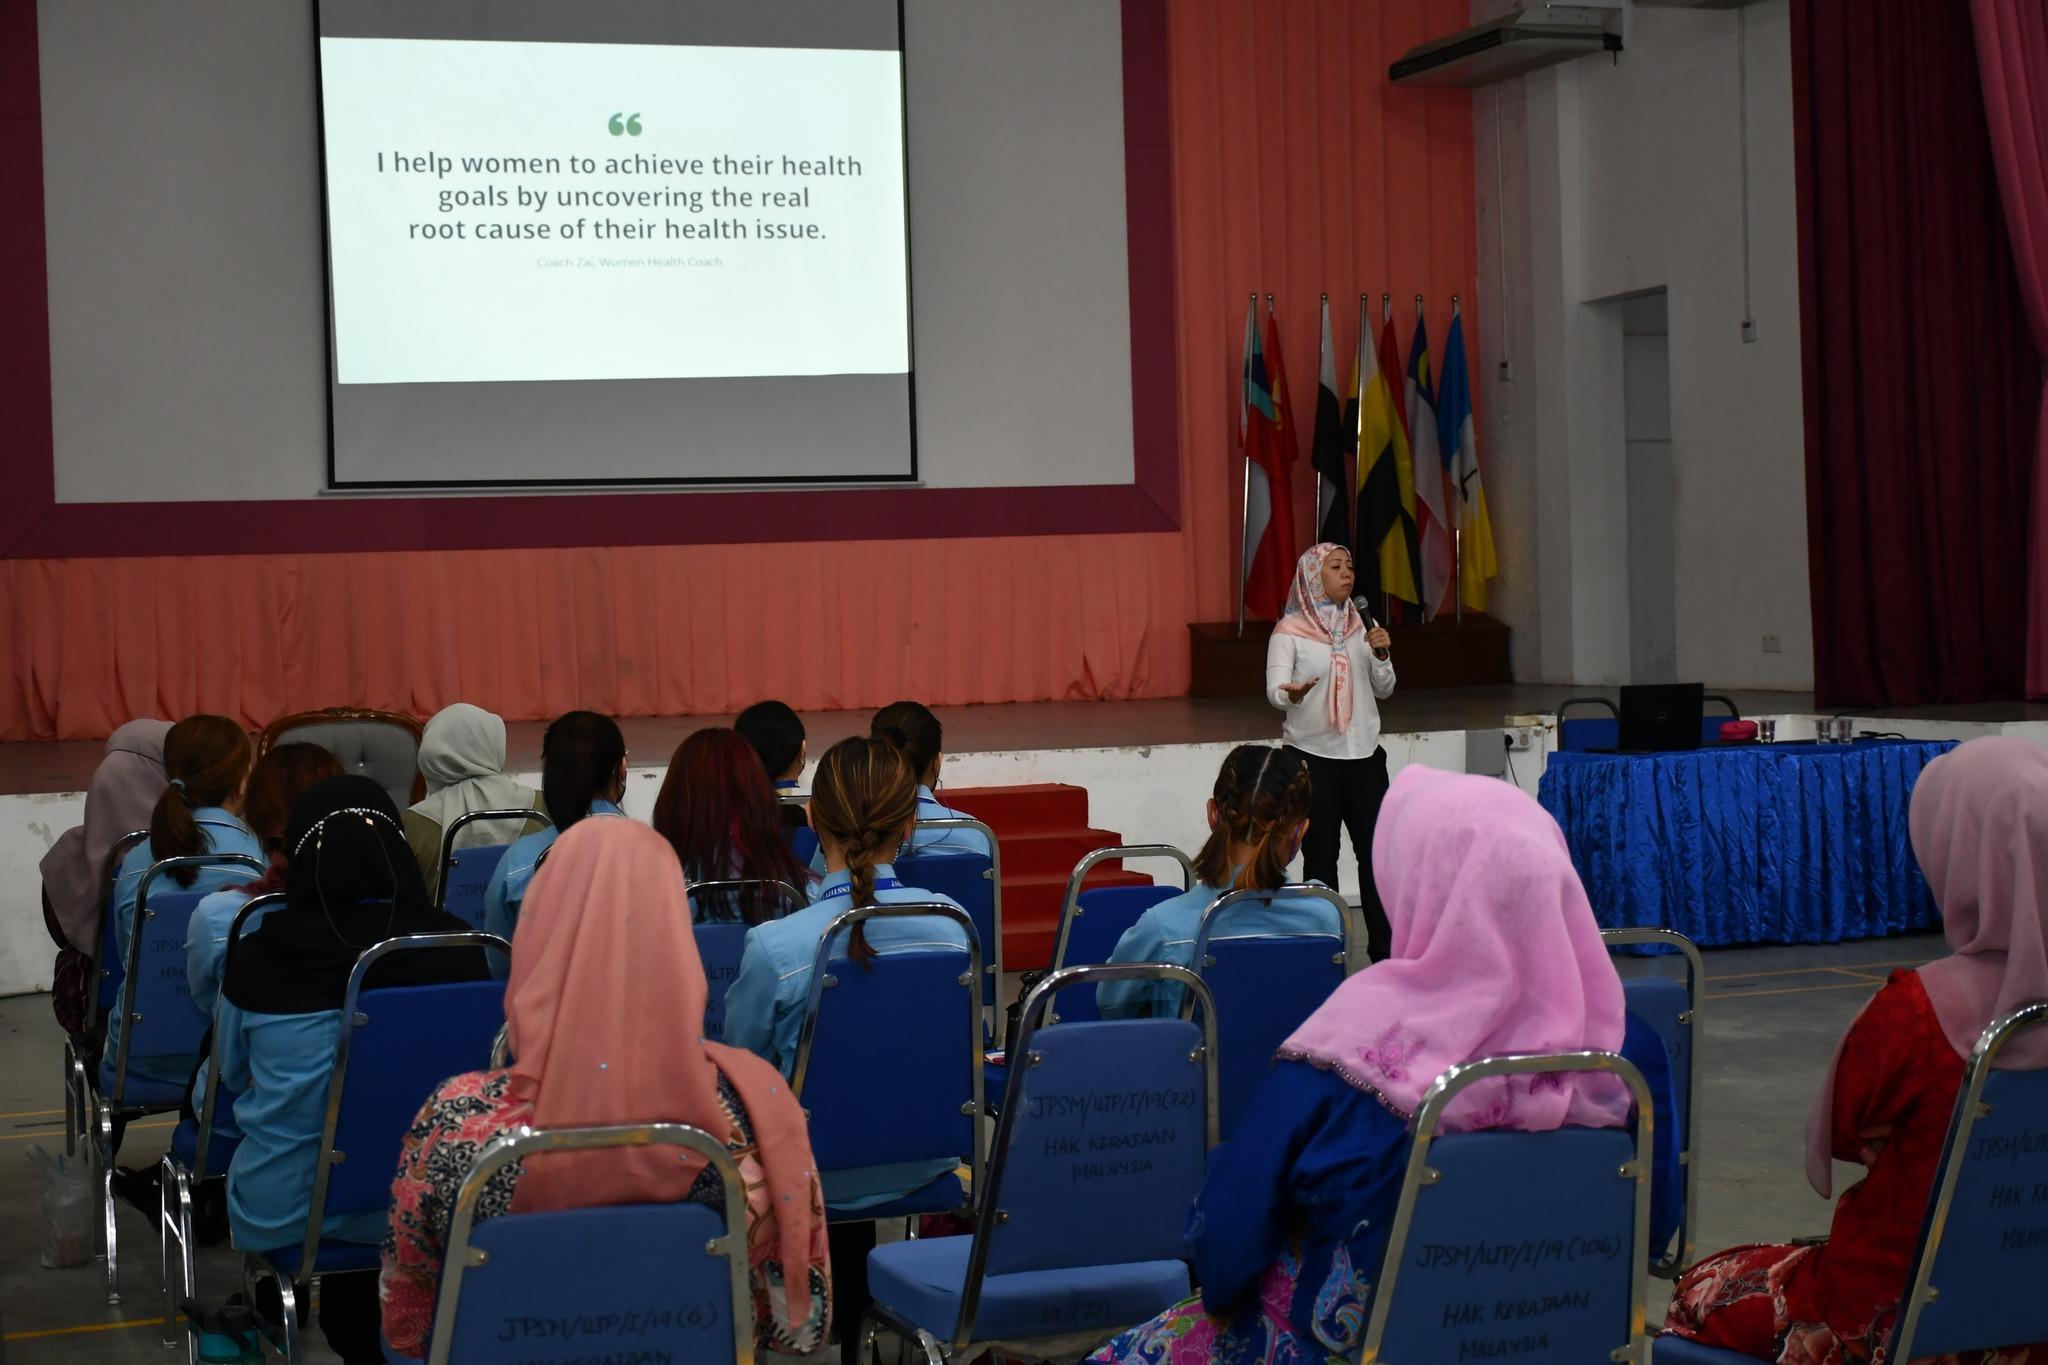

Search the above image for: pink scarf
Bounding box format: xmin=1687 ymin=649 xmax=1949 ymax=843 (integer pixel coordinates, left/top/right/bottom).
xmin=1278 ymin=765 xmax=1632 ymax=1132
xmin=1805 ymin=737 xmax=2048 ymax=1195
xmin=505 ymin=819 xmax=825 ymax=1324
xmin=1272 ymin=543 xmax=1366 ymax=733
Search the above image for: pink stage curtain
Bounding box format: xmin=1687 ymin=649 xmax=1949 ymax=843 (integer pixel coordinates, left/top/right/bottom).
xmin=0 ymin=0 xmax=1477 ymax=741
xmin=1970 ymin=0 xmax=2048 ymax=698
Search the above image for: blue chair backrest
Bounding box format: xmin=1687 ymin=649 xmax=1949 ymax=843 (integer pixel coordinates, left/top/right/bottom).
xmin=689 ymin=879 xmax=805 ymax=1044
xmin=1189 ymin=886 xmax=1352 ymax=1138
xmin=301 ymin=934 xmax=508 ymax=1269
xmin=111 ymin=854 xmax=265 ymax=1099
xmin=94 ymin=830 xmax=150 ymax=1018
xmin=1560 ymin=716 xmax=1619 ymax=751
xmin=982 ymin=967 xmax=1217 ymax=1276
xmin=1889 ymin=1003 xmax=2048 ymax=1361
xmin=440 ymin=843 xmax=511 ymax=931
xmin=1049 ymin=845 xmax=1196 ymax=1025
xmin=789 ymin=824 xmax=820 ymax=868
xmin=900 ymin=836 xmax=1000 ymax=1020
xmin=694 ymin=922 xmax=749 ymax=1044
xmin=793 ymin=905 xmax=981 ymax=1179
xmin=427 ymin=1125 xmax=750 ymax=1365
xmin=1603 ymin=926 xmax=1702 ymax=1276
xmin=1364 ymin=1052 xmax=1653 ymax=1364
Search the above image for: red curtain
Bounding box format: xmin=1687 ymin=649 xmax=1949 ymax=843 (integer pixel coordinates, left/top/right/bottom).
xmin=1969 ymin=0 xmax=2048 ymax=698
xmin=1791 ymin=1 xmax=2043 ymax=708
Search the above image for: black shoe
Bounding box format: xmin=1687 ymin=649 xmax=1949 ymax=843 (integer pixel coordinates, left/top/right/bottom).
xmin=109 ymin=1165 xmax=162 ymax=1227
xmin=194 ymin=1178 xmax=231 ymax=1247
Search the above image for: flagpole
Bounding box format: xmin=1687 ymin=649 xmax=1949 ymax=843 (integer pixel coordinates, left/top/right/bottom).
xmin=1452 ymin=294 xmax=1464 ymax=626
xmin=1415 ymin=293 xmax=1432 ymax=625
xmin=1315 ymin=292 xmax=1327 ymax=546
xmin=1239 ymin=292 xmax=1256 ymax=639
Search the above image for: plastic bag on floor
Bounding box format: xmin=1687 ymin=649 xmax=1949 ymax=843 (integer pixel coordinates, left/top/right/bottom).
xmin=26 ymin=1144 xmax=94 ymax=1268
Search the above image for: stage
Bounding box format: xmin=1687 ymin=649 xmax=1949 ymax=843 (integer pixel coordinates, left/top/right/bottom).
xmin=5 ymin=684 xmax=2047 ymax=995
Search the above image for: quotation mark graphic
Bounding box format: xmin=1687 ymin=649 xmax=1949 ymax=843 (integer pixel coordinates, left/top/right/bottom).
xmin=607 ymin=112 xmax=643 ymax=137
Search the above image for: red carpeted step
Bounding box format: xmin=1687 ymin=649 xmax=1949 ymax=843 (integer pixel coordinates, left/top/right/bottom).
xmin=939 ymin=784 xmax=1092 ymax=835
xmin=997 ymin=828 xmax=1132 ymax=880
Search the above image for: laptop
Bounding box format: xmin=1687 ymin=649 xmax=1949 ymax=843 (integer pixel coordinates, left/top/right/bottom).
xmin=1617 ymin=683 xmax=1705 ymax=753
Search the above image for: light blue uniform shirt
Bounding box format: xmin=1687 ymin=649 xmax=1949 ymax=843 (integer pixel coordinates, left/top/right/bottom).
xmin=722 ymin=865 xmax=970 ymax=1210
xmin=1096 ymin=882 xmax=1343 ymax=1020
xmin=107 ymin=811 xmax=264 ymax=1085
xmin=481 ymin=800 xmax=625 ymax=976
xmin=187 ymin=886 xmax=283 ymax=1143
xmin=217 ymin=999 xmax=384 ymax=1251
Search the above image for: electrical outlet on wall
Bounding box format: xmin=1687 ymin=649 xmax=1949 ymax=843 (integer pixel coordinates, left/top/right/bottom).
xmin=1762 ymin=634 xmax=1782 ymax=654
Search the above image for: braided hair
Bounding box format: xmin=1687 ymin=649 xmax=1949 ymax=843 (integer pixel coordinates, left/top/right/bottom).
xmin=1192 ymin=745 xmax=1313 ymax=891
xmin=808 ymin=736 xmax=919 ymax=965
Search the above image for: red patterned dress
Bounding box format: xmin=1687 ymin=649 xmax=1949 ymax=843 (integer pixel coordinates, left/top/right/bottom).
xmin=379 ymin=1067 xmax=830 ymax=1359
xmin=1663 ymin=971 xmax=2046 ymax=1364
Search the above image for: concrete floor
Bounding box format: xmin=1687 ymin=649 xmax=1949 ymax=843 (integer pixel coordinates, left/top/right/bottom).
xmin=0 ymin=931 xmax=1947 ymax=1362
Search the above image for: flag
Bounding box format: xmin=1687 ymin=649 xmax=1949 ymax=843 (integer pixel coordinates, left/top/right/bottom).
xmin=1239 ymin=297 xmax=1296 ymax=620
xmin=1310 ymin=298 xmax=1349 ymax=547
xmin=1377 ymin=307 xmax=1424 ymax=622
xmin=1405 ymin=306 xmax=1454 ymax=617
xmin=1437 ymin=308 xmax=1498 ymax=613
xmin=1350 ymin=297 xmax=1419 ymax=611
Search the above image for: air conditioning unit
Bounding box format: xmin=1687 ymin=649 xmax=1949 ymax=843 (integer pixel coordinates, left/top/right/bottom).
xmin=1389 ymin=5 xmax=1624 ymax=88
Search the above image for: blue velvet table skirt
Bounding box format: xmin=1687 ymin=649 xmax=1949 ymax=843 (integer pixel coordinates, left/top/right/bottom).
xmin=1537 ymin=739 xmax=1957 ymax=946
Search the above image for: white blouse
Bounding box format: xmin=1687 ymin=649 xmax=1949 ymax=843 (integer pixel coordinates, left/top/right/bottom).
xmin=1265 ymin=630 xmax=1398 ymax=760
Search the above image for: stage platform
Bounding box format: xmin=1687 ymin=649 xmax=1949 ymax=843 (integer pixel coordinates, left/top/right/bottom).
xmin=6 ymin=684 xmax=2047 ymax=996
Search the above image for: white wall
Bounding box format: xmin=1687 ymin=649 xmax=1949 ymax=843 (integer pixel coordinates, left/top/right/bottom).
xmin=37 ymin=0 xmax=1135 ymax=500
xmin=1475 ymin=0 xmax=1814 ymax=690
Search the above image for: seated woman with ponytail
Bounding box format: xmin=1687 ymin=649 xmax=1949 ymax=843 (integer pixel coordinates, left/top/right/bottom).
xmin=1097 ymin=744 xmax=1345 ymax=1020
xmin=722 ymin=734 xmax=973 ymax=1362
xmin=107 ymin=714 xmax=263 ymax=1087
xmin=481 ymin=710 xmax=628 ymax=957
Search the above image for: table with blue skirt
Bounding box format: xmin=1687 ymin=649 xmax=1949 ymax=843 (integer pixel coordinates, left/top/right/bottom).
xmin=1537 ymin=738 xmax=1956 ymax=946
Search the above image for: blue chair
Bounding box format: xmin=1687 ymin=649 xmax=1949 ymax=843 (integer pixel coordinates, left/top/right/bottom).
xmin=1362 ymin=1050 xmax=1655 ymax=1363
xmin=1559 ymin=696 xmax=1620 ymax=751
xmin=435 ymin=808 xmax=550 ymax=930
xmin=62 ymin=828 xmax=148 ymax=1163
xmin=688 ymin=877 xmax=806 ymax=1044
xmin=160 ymin=892 xmax=284 ymax=1360
xmin=244 ymin=932 xmax=509 ymax=1364
xmin=422 ymin=1124 xmax=753 ymax=1365
xmin=1604 ymin=927 xmax=1704 ymax=1278
xmin=1657 ymin=1001 xmax=2048 ymax=1365
xmin=1186 ymin=884 xmax=1354 ymax=1139
xmin=863 ymin=963 xmax=1220 ymax=1363
xmin=791 ymin=904 xmax=983 ymax=1222
xmin=902 ymin=816 xmax=1003 ymax=1044
xmin=1045 ymin=845 xmax=1194 ymax=1025
xmin=88 ymin=852 xmax=265 ymax=1303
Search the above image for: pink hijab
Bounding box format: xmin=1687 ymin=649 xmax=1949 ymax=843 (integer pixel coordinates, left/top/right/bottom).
xmin=1806 ymin=737 xmax=2048 ymax=1195
xmin=1278 ymin=765 xmax=1632 ymax=1132
xmin=1272 ymin=543 xmax=1366 ymax=733
xmin=41 ymin=719 xmax=173 ymax=955
xmin=504 ymin=818 xmax=825 ymax=1323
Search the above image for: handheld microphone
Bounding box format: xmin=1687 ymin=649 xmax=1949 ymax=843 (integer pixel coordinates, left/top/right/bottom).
xmin=1354 ymin=597 xmax=1391 ymax=661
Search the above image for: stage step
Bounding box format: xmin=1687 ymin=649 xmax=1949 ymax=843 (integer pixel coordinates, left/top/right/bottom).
xmin=931 ymin=784 xmax=1162 ymax=971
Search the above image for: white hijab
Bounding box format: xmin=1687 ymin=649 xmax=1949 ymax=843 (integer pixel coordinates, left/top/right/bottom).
xmin=408 ymin=704 xmax=540 ymax=843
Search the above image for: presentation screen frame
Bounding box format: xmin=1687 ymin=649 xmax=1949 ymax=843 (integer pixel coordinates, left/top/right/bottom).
xmin=311 ymin=0 xmax=920 ymax=491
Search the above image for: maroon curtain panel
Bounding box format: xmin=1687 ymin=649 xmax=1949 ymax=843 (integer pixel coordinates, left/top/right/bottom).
xmin=1791 ymin=1 xmax=2043 ymax=708
xmin=1970 ymin=0 xmax=2048 ymax=698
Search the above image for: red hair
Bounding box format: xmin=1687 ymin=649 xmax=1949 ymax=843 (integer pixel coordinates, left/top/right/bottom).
xmin=652 ymin=727 xmax=811 ymax=923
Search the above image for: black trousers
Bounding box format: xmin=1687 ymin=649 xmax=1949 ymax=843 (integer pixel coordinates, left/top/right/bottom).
xmin=1291 ymin=746 xmax=1392 ymax=962
xmin=828 ymin=1220 xmax=876 ymax=1365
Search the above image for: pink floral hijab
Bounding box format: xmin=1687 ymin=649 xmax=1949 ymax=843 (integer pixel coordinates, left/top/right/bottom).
xmin=1278 ymin=765 xmax=1633 ymax=1133
xmin=1272 ymin=543 xmax=1366 ymax=732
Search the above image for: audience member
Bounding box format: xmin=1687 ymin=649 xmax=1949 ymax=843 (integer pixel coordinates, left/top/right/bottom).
xmin=217 ymin=776 xmax=484 ymax=1365
xmin=1096 ymin=744 xmax=1342 ymax=1019
xmin=1664 ymin=736 xmax=2048 ymax=1362
xmin=738 ymin=698 xmax=817 ymax=863
xmin=40 ymin=718 xmax=172 ymax=1044
xmin=380 ymin=819 xmax=831 ymax=1359
xmin=1089 ymin=767 xmax=1678 ymax=1363
xmin=652 ymin=726 xmax=813 ymax=924
xmin=402 ymin=703 xmax=545 ymax=899
xmin=722 ymin=734 xmax=973 ymax=1362
xmin=480 ymin=710 xmax=627 ymax=957
xmin=870 ymin=700 xmax=991 ymax=859
xmin=107 ymin=715 xmax=261 ymax=1089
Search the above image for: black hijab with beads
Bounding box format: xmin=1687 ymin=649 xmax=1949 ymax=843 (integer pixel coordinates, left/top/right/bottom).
xmin=223 ymin=775 xmax=483 ymax=1014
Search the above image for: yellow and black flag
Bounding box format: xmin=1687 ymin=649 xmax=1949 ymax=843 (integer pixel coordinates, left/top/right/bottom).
xmin=1349 ymin=296 xmax=1420 ymax=611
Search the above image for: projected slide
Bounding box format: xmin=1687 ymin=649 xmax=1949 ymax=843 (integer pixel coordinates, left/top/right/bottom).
xmin=316 ymin=3 xmax=914 ymax=488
